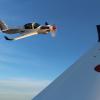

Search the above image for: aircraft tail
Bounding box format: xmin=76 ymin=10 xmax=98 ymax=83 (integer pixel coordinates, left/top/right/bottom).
xmin=0 ymin=20 xmax=8 ymax=31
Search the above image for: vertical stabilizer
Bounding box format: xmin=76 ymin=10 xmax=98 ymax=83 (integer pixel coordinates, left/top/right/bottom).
xmin=0 ymin=20 xmax=8 ymax=30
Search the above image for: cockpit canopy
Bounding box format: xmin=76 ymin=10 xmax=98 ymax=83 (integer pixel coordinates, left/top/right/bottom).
xmin=24 ymin=23 xmax=40 ymax=29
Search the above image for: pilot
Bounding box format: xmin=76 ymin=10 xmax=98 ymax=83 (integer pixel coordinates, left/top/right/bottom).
xmin=24 ymin=22 xmax=40 ymax=29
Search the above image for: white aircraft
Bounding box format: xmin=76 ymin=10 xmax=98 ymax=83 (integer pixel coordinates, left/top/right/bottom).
xmin=0 ymin=20 xmax=56 ymax=41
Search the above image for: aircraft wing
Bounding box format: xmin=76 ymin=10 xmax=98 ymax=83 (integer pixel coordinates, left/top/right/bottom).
xmin=4 ymin=32 xmax=38 ymax=41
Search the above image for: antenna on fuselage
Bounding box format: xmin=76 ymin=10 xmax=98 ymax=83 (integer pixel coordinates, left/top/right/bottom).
xmin=45 ymin=22 xmax=49 ymax=25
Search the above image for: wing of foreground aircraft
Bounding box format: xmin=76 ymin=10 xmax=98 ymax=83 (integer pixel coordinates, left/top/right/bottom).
xmin=32 ymin=25 xmax=100 ymax=100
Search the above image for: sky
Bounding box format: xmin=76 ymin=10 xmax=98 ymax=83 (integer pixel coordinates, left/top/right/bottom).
xmin=0 ymin=0 xmax=100 ymax=100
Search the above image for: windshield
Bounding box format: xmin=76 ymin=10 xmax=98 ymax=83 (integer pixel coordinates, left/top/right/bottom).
xmin=34 ymin=23 xmax=40 ymax=29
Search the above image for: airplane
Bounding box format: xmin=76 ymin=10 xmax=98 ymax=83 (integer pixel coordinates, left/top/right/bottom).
xmin=0 ymin=20 xmax=56 ymax=41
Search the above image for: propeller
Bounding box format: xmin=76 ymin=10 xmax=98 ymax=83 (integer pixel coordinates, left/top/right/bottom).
xmin=50 ymin=25 xmax=56 ymax=37
xmin=45 ymin=22 xmax=56 ymax=37
xmin=51 ymin=32 xmax=56 ymax=37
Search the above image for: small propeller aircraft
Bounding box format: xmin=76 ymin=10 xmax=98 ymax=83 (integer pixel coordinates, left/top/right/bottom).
xmin=0 ymin=20 xmax=56 ymax=41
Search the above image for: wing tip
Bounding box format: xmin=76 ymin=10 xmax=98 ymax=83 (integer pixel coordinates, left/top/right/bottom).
xmin=4 ymin=36 xmax=14 ymax=41
xmin=96 ymin=25 xmax=100 ymax=42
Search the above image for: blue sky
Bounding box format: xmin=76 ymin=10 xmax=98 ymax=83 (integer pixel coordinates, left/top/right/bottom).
xmin=0 ymin=0 xmax=100 ymax=99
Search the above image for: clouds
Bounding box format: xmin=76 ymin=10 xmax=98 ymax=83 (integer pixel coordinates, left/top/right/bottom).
xmin=0 ymin=78 xmax=51 ymax=100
